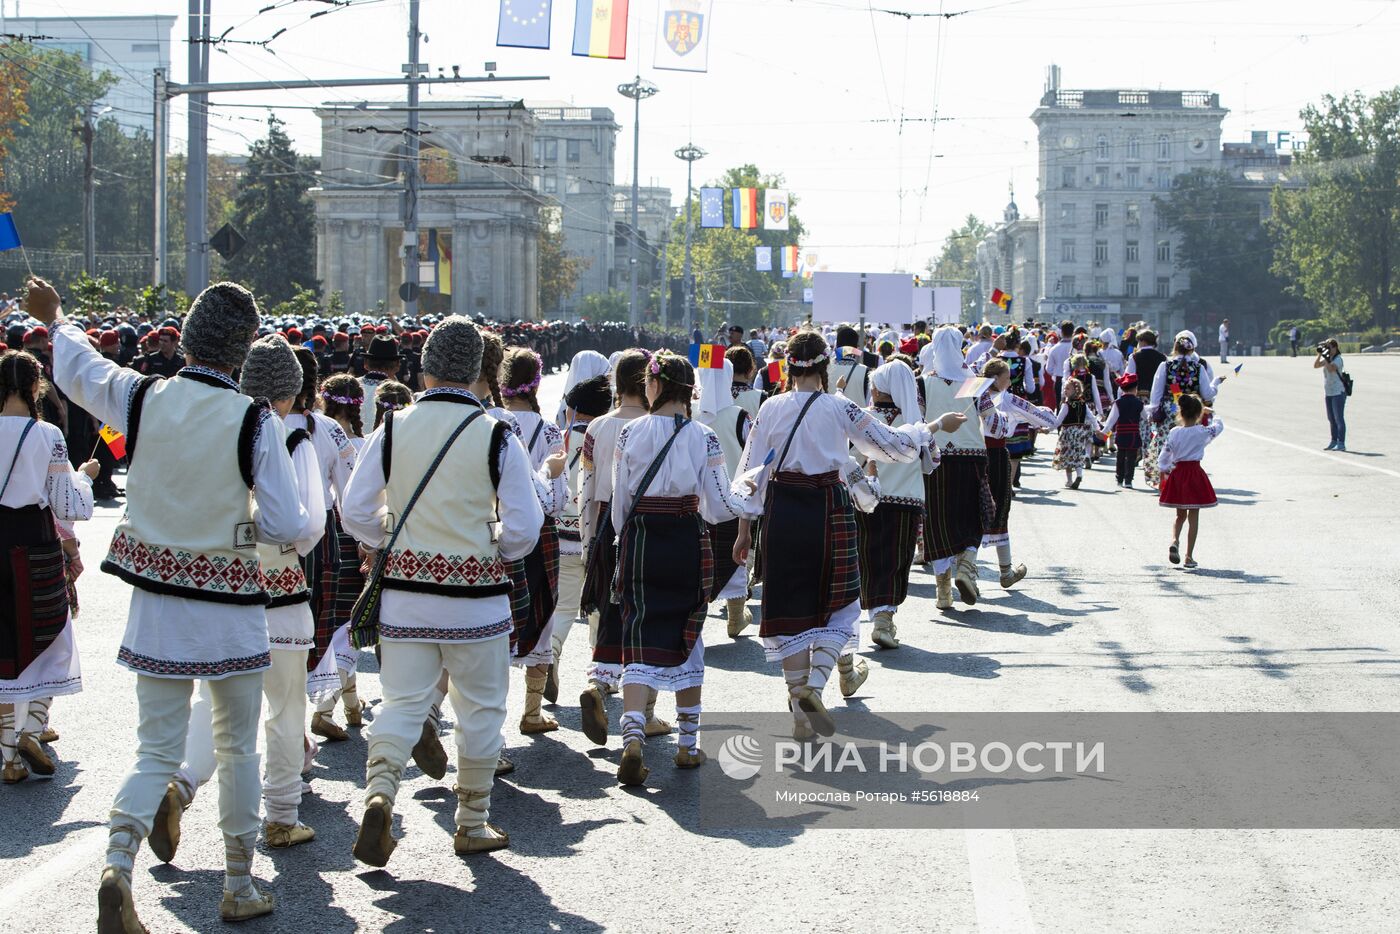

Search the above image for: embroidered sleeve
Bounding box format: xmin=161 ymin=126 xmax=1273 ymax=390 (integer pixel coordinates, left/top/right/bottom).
xmin=698 ymin=425 xmax=748 ymax=524
xmin=581 ymin=431 xmax=596 ymax=472
xmin=543 ymin=423 xmax=565 ymax=455
xmin=705 ymin=430 xmax=726 ymax=470
xmin=842 ymin=397 xmax=924 ymax=465
xmin=46 ymin=438 xmax=94 ymax=522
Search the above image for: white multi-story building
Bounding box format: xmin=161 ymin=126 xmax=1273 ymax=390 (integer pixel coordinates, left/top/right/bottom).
xmin=5 ymin=14 xmax=175 ymax=139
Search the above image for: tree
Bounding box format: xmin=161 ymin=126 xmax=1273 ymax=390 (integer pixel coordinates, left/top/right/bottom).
xmin=224 ymin=116 xmax=319 ymax=305
xmin=926 ymin=215 xmax=991 ymax=321
xmin=578 ymin=290 xmax=628 ymax=324
xmin=537 ymin=206 xmax=589 ymax=317
xmin=0 ymin=44 xmax=30 ymax=212
xmin=1270 ymin=88 xmax=1400 ymax=330
xmin=71 ymin=272 xmax=114 ymax=319
xmin=1154 ymin=169 xmax=1297 ymax=341
xmin=665 ymin=164 xmax=806 ymax=332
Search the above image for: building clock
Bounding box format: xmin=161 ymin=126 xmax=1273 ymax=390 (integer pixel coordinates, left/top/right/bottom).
xmin=1060 ymin=134 xmax=1080 ymax=150
xmin=1189 ymin=137 xmax=1207 ymax=153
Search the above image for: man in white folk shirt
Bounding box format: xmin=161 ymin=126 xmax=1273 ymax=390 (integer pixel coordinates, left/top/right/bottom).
xmin=1218 ymin=318 xmax=1231 ymax=364
xmin=340 ymin=315 xmax=543 ymax=863
xmin=27 ymin=278 xmax=307 ymax=930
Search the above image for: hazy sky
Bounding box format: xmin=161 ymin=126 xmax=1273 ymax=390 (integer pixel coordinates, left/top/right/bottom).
xmin=17 ymin=0 xmax=1400 ymax=274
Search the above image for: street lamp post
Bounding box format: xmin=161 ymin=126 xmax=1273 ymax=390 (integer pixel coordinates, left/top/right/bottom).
xmin=674 ymin=142 xmax=706 ymax=337
xmin=618 ymin=76 xmax=659 ymax=328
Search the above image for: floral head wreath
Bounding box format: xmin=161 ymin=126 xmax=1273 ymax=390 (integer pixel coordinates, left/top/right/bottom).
xmin=786 ymin=348 xmax=829 ymax=370
xmin=321 ymin=390 xmax=362 ymax=405
xmin=500 ymin=350 xmax=544 ymax=397
xmin=648 ymin=349 xmax=694 ymax=387
xmin=377 ymin=400 xmax=406 ymax=412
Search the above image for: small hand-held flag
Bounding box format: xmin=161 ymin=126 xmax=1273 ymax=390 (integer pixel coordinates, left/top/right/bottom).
xmin=0 ymin=213 xmax=34 ymax=277
xmin=766 ymin=359 xmax=787 ymax=384
xmin=97 ymin=423 xmax=127 ymax=460
xmin=1234 ymin=363 xmax=1243 ymax=375
xmin=687 ymin=343 xmax=726 ymax=369
xmin=954 ymin=376 xmax=993 ymax=399
xmin=990 ymin=288 xmax=1011 ymax=310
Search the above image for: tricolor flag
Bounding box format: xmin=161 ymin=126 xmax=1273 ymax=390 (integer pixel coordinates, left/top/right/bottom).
xmin=990 ymin=288 xmax=1011 ymax=310
xmin=764 ymin=189 xmax=789 ymax=231
xmin=755 ymin=246 xmax=772 ymax=271
xmin=98 ymin=423 xmax=127 ymax=459
xmin=766 ymin=359 xmax=787 ymax=384
xmin=733 ymin=187 xmax=759 ymax=229
xmin=427 ymin=229 xmax=452 ymax=295
xmin=497 ymin=0 xmax=553 ymax=49
xmin=954 ymin=376 xmax=994 ymax=399
xmin=699 ymin=187 xmax=724 ymax=228
xmin=779 ymin=245 xmax=799 ymax=278
xmin=688 ymin=343 xmax=726 ymax=369
xmin=572 ymin=0 xmax=629 ymax=59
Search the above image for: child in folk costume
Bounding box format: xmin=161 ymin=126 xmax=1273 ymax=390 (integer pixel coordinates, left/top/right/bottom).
xmin=854 ymin=360 xmax=932 ymax=651
xmin=1052 ymin=377 xmax=1102 ymax=489
xmin=374 ymin=380 xmax=414 ymax=428
xmin=1157 ymin=393 xmax=1223 ymax=569
xmin=341 ymin=317 xmax=542 ymax=863
xmin=725 ymin=345 xmax=764 ymax=420
xmin=1 ymin=350 xmax=95 ymax=785
xmin=544 ymin=373 xmax=614 ymax=704
xmin=553 ymin=348 xmax=609 ymax=430
xmin=499 ymin=348 xmax=569 ymax=735
xmin=734 ymin=331 xmax=952 ymax=740
xmin=1143 ymin=331 xmax=1219 ymax=489
xmin=610 ymin=352 xmax=752 ymax=785
xmin=1084 ymin=341 xmax=1113 ymax=461
xmin=1102 ymin=373 xmax=1145 ymax=488
xmin=696 ymin=358 xmax=754 ymax=638
xmin=1002 ymin=337 xmax=1040 ymax=487
xmin=578 ymin=351 xmax=672 ymax=746
xmin=978 ymin=358 xmax=1059 ymax=592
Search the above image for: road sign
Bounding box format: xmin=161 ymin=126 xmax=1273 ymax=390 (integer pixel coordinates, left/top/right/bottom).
xmin=398 ymin=281 xmax=420 ymax=303
xmin=209 ymin=223 xmax=246 ymax=261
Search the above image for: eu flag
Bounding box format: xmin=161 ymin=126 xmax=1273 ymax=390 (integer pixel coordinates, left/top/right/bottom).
xmin=498 ymin=0 xmax=553 ymax=49
xmin=0 ymin=213 xmax=21 ymax=252
xmin=699 ymin=187 xmax=724 ymax=228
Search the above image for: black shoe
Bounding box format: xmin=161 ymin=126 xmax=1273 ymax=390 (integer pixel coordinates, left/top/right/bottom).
xmin=1070 ymin=476 xmax=1081 ymax=490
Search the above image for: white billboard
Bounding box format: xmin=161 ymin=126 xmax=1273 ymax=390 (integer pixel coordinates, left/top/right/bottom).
xmin=933 ymin=287 xmax=962 ymax=324
xmin=811 ymin=272 xmax=914 ymax=325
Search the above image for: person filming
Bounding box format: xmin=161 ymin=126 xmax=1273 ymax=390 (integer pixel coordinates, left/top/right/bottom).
xmin=1314 ymin=339 xmax=1348 ymax=451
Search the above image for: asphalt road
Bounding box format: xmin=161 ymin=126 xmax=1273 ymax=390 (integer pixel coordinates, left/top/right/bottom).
xmin=2 ymin=354 xmax=1397 ymax=933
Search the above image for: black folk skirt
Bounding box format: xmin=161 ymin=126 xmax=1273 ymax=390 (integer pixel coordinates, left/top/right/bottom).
xmin=617 ymin=496 xmax=712 ymax=668
xmin=304 ymin=509 xmax=340 ymax=672
xmin=922 ymin=454 xmax=995 ymax=561
xmin=584 ymin=503 xmax=627 ymax=667
xmin=507 ymin=517 xmax=560 ymax=660
xmin=856 ymin=502 xmax=922 ymax=610
xmin=759 ymin=471 xmax=860 ymax=639
xmin=984 ymin=441 xmax=1013 ymax=541
xmin=707 ymin=517 xmax=742 ymax=598
xmin=0 ymin=505 xmax=68 ymax=680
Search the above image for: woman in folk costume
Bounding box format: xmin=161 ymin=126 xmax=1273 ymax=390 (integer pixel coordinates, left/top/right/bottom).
xmin=997 ymin=333 xmax=1039 ymax=488
xmin=341 ymin=316 xmax=543 ymax=863
xmin=734 ymin=331 xmax=956 ymax=739
xmin=696 ymin=357 xmax=754 ymax=639
xmin=1142 ymin=330 xmax=1219 ymax=489
xmin=977 ymin=358 xmax=1059 ymax=596
xmin=578 ymin=351 xmax=672 ymax=746
xmin=918 ymin=327 xmax=1000 ymax=610
xmin=305 ymin=374 xmax=369 ymax=740
xmin=610 ymin=351 xmax=752 ymax=785
xmin=286 ymin=348 xmax=359 ymax=745
xmin=853 ymin=359 xmax=932 ymax=651
xmin=1 ymin=349 xmax=95 ymax=785
xmin=544 ymin=373 xmax=614 ymax=704
xmin=554 ymin=348 xmax=610 ymax=430
xmin=40 ymin=279 xmax=306 ymax=928
xmin=499 ymin=347 xmax=569 ymax=735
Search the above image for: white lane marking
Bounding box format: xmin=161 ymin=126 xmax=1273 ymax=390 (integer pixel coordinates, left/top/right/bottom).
xmin=0 ymin=826 xmax=105 ymax=905
xmin=966 ymin=828 xmax=1037 ymax=933
xmin=1225 ymin=424 xmax=1400 ymax=479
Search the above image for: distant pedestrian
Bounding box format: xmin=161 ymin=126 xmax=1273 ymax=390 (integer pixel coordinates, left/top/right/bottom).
xmin=1289 ymin=326 xmax=1301 ymax=358
xmin=1157 ymin=393 xmax=1223 ymax=570
xmin=1218 ymin=318 xmax=1230 ymax=364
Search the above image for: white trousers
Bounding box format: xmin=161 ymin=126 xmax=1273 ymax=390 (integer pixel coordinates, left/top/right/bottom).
xmin=261 ymin=649 xmax=307 ymax=825
xmin=366 ymin=635 xmax=509 ymax=803
xmin=110 ymin=673 xmax=262 ymax=841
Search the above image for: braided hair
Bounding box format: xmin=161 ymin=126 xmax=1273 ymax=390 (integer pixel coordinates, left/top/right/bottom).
xmin=479 ymin=331 xmax=505 ymax=408
xmin=613 ymin=349 xmax=649 ymax=403
xmin=321 ymin=372 xmax=364 ymax=439
xmin=646 ymin=351 xmax=695 ymax=416
xmin=0 ymin=350 xmax=43 ymax=420
xmin=373 ymin=380 xmax=413 ymax=430
xmin=785 ymin=330 xmax=830 ymax=393
xmin=291 ymin=346 xmax=320 ymax=415
xmin=500 ymin=346 xmax=543 ymax=413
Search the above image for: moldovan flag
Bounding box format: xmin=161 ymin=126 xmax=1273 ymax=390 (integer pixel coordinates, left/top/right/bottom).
xmin=755 ymin=246 xmax=772 ymax=271
xmin=654 ymin=0 xmax=712 ymax=73
xmin=990 ymin=288 xmax=1011 ymax=310
xmin=98 ymin=423 xmax=127 ymax=459
xmin=688 ymin=343 xmax=726 ymax=369
xmin=733 ymin=187 xmax=758 ymax=229
xmin=766 ymin=359 xmax=787 ymax=384
xmin=573 ymin=0 xmax=629 ymax=59
xmin=764 ymin=189 xmax=789 ymax=231
xmin=427 ymin=229 xmax=452 ymax=295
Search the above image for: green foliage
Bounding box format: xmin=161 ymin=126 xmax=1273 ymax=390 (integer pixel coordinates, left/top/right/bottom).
xmin=70 ymin=272 xmax=114 ymax=319
xmin=538 ymin=207 xmax=589 ymax=317
xmin=578 ymin=290 xmax=629 ymax=324
xmin=135 ymin=283 xmax=170 ymax=321
xmin=327 ymin=291 xmax=345 ymax=317
xmin=926 ymin=215 xmax=992 ymax=321
xmin=268 ymin=284 xmax=321 ymax=321
xmin=1270 ymin=88 xmax=1400 ymax=330
xmin=223 ymin=116 xmax=319 ymax=305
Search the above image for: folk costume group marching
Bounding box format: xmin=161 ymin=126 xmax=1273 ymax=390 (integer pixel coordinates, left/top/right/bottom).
xmin=0 ymin=276 xmax=1233 ymax=932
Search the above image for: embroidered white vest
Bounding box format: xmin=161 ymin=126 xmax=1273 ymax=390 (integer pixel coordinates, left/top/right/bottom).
xmin=701 ymin=405 xmax=746 ymax=478
xmin=923 ymin=375 xmax=987 ymax=455
xmin=829 ymin=359 xmax=869 ymax=407
xmin=868 ymin=406 xmax=926 ymax=506
xmin=382 ymin=397 xmax=511 ymax=596
xmin=734 ymin=387 xmax=763 ymax=421
xmin=103 ymin=371 xmax=267 ymax=604
xmin=259 ymin=431 xmax=311 ymax=608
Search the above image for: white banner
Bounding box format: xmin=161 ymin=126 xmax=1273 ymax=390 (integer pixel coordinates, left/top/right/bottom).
xmin=654 ymin=0 xmax=712 ymax=73
xmin=933 ymin=287 xmax=962 ymax=325
xmin=811 ymin=272 xmax=913 ymax=325
xmin=764 ymin=189 xmax=789 ymax=231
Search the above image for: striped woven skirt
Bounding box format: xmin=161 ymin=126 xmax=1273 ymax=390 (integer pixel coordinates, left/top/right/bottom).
xmin=707 ymin=517 xmax=743 ymax=599
xmin=759 ymin=471 xmax=860 ymax=647
xmin=585 ymin=504 xmax=628 ymax=668
xmin=0 ymin=505 xmax=72 ymax=685
xmin=922 ymin=454 xmax=994 ymax=561
xmin=856 ymin=501 xmax=922 ymax=610
xmin=617 ymin=495 xmax=712 ymax=670
xmin=507 ymin=517 xmax=560 ymax=662
xmin=983 ymin=441 xmax=1012 ymax=547
xmin=303 ymin=509 xmax=340 ymax=672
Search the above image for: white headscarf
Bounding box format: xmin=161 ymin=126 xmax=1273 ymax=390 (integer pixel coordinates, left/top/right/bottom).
xmin=556 ymin=349 xmax=611 ymax=427
xmin=1173 ymin=330 xmax=1198 ymax=357
xmin=698 ymin=358 xmax=734 ymax=418
xmin=925 ymin=326 xmax=971 ymax=382
xmin=871 ymin=360 xmax=920 ymax=427
xmin=1099 ymin=327 xmax=1116 ymax=345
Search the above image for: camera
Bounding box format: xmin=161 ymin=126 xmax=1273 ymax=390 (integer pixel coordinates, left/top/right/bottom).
xmin=1316 ymin=343 xmax=1333 ymax=358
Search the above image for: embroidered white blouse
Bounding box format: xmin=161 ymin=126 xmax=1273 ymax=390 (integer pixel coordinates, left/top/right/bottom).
xmin=1157 ymin=418 xmax=1225 ymax=474
xmin=608 ymin=415 xmax=749 ymax=535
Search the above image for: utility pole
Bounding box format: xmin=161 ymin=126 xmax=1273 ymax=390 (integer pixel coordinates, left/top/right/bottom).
xmin=401 ymin=0 xmax=423 ymax=320
xmin=185 ymin=0 xmax=210 ymax=297
xmin=617 ymin=77 xmax=658 ymax=327
xmin=152 ymin=69 xmax=166 ymax=287
xmin=80 ymin=105 xmax=95 ymax=277
xmin=659 ymin=233 xmax=669 ymax=328
xmin=674 ymin=142 xmax=705 ymax=337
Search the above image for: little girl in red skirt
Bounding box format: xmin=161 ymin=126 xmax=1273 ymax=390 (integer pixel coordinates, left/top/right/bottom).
xmin=1156 ymin=393 xmax=1224 ymax=569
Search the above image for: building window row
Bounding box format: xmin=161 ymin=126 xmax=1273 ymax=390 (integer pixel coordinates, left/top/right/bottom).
xmin=1081 ymin=133 xmax=1175 ymax=163
xmin=1059 ymin=275 xmax=1170 ymax=300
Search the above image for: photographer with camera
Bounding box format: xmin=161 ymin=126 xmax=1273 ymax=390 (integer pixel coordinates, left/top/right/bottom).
xmin=1313 ymin=339 xmax=1349 ymax=451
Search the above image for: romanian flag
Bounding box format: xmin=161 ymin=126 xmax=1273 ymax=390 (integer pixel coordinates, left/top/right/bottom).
xmin=990 ymin=288 xmax=1011 ymax=310
xmin=98 ymin=423 xmax=127 ymax=459
xmin=780 ymin=245 xmax=799 ymax=276
xmin=733 ymin=188 xmax=758 ymax=229
xmin=572 ymin=0 xmax=629 ymax=59
xmin=766 ymin=359 xmax=787 ymax=384
xmin=688 ymin=343 xmax=726 ymax=369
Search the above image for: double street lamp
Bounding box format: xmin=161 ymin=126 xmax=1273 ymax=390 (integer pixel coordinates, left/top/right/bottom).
xmin=674 ymin=142 xmax=706 ymax=337
xmin=618 ymin=77 xmax=659 ymax=328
